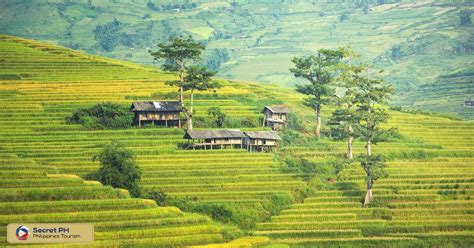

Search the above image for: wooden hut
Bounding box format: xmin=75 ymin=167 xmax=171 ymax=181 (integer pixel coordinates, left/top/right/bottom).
xmin=244 ymin=131 xmax=281 ymax=152
xmin=262 ymin=105 xmax=290 ymax=130
xmin=130 ymin=101 xmax=183 ymax=128
xmin=184 ymin=129 xmax=246 ymax=149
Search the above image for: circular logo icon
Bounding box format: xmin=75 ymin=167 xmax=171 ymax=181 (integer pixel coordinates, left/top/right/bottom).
xmin=16 ymin=226 xmax=29 ymax=240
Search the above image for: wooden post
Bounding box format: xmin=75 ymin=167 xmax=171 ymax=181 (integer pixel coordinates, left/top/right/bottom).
xmin=165 ymin=119 xmax=168 ymax=128
xmin=262 ymin=114 xmax=266 ymax=127
xmin=139 ymin=119 xmax=141 ymax=128
xmin=178 ymin=119 xmax=181 ymax=128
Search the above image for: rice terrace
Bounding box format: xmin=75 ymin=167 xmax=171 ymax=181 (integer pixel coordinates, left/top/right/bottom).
xmin=0 ymin=1 xmax=473 ymax=247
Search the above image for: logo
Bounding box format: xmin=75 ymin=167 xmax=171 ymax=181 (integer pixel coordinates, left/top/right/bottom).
xmin=15 ymin=226 xmax=29 ymax=240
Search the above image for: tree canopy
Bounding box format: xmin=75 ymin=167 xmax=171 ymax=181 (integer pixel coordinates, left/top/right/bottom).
xmin=150 ymin=35 xmax=204 ymax=73
xmin=290 ymin=48 xmax=345 ymax=137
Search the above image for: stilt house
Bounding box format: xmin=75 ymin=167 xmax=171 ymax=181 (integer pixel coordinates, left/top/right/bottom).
xmin=262 ymin=105 xmax=290 ymax=130
xmin=130 ymin=101 xmax=183 ymax=127
xmin=244 ymin=131 xmax=281 ymax=152
xmin=184 ymin=129 xmax=246 ymax=149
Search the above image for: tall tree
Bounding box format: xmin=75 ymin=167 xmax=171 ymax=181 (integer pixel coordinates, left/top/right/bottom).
xmin=150 ymin=36 xmax=205 ymax=129
xmin=354 ymin=67 xmax=394 ymax=206
xmin=329 ymin=50 xmax=362 ymax=160
xmin=93 ymin=141 xmax=141 ymax=197
xmin=181 ymin=65 xmax=219 ymax=130
xmin=290 ymin=48 xmax=345 ymax=137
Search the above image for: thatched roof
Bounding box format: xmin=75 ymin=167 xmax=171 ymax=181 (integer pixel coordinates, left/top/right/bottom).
xmin=244 ymin=131 xmax=281 ymax=140
xmin=184 ymin=129 xmax=246 ymax=139
xmin=130 ymin=101 xmax=182 ymax=112
xmin=263 ymin=105 xmax=290 ymax=114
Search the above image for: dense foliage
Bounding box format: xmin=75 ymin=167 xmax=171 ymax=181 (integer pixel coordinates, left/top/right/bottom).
xmin=290 ymin=48 xmax=345 ymax=137
xmin=207 ymin=107 xmax=227 ymax=128
xmin=93 ymin=141 xmax=141 ymax=197
xmin=93 ymin=19 xmax=121 ymax=51
xmin=66 ymin=103 xmax=132 ymax=129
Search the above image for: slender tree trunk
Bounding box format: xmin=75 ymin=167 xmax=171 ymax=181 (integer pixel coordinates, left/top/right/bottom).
xmin=347 ymin=124 xmax=353 ymax=160
xmin=179 ymin=65 xmax=190 ymax=129
xmin=188 ymin=89 xmax=194 ymax=131
xmin=363 ymin=177 xmax=373 ymax=206
xmin=347 ymin=103 xmax=354 ymax=160
xmin=316 ymin=106 xmax=321 ymax=138
xmin=179 ymin=70 xmax=185 ymax=107
xmin=367 ymin=103 xmax=372 ymax=157
xmin=367 ymin=139 xmax=372 ymax=157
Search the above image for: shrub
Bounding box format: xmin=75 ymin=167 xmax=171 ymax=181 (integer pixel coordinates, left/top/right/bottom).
xmin=144 ymin=188 xmax=168 ymax=206
xmin=240 ymin=116 xmax=259 ymax=128
xmin=208 ymin=107 xmax=227 ymax=128
xmin=66 ymin=103 xmax=132 ymax=129
xmin=263 ymin=193 xmax=294 ymax=216
xmin=93 ymin=141 xmax=141 ymax=197
xmin=195 ymin=203 xmax=234 ymax=224
xmin=281 ymin=129 xmax=301 ymax=146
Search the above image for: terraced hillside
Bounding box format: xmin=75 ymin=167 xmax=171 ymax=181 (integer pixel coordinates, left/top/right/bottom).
xmin=257 ymin=113 xmax=474 ymax=246
xmin=2 ymin=1 xmax=473 ymax=118
xmin=0 ymin=34 xmax=307 ymax=246
xmin=0 ymin=155 xmax=231 ymax=247
xmin=394 ymin=67 xmax=474 ymax=119
xmin=1 ymin=34 xmax=473 ymax=247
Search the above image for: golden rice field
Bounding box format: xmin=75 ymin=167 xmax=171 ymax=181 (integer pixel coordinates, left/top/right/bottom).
xmin=0 ymin=34 xmax=473 ymax=247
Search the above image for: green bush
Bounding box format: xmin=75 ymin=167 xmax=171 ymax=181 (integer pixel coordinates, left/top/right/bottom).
xmin=263 ymin=193 xmax=294 ymax=216
xmin=144 ymin=188 xmax=168 ymax=206
xmin=194 ymin=203 xmax=234 ymax=224
xmin=281 ymin=129 xmax=301 ymax=146
xmin=66 ymin=103 xmax=132 ymax=129
xmin=93 ymin=141 xmax=141 ymax=197
xmin=208 ymin=107 xmax=227 ymax=128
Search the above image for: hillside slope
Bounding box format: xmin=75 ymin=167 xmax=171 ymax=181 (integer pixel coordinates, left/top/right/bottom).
xmin=0 ymin=35 xmax=473 ymax=247
xmin=0 ymin=34 xmax=275 ymax=247
xmin=1 ymin=0 xmax=473 ymax=118
xmin=0 ymin=34 xmax=310 ymax=231
xmin=257 ymin=112 xmax=474 ymax=247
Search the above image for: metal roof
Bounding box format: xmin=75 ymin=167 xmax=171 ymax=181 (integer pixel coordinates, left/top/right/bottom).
xmin=263 ymin=105 xmax=290 ymax=114
xmin=130 ymin=101 xmax=182 ymax=112
xmin=184 ymin=129 xmax=246 ymax=139
xmin=244 ymin=131 xmax=281 ymax=140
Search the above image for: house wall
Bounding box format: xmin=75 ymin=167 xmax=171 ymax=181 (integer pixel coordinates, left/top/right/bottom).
xmin=264 ymin=110 xmax=273 ymax=120
xmin=264 ymin=109 xmax=287 ymax=121
xmin=246 ymin=138 xmax=277 ymax=146
xmin=207 ymin=138 xmax=242 ymax=145
xmin=265 ymin=140 xmax=276 ymax=146
xmin=137 ymin=111 xmax=180 ymax=121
